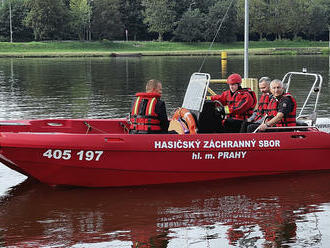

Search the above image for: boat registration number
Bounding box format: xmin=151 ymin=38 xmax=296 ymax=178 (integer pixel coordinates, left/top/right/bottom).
xmin=43 ymin=149 xmax=103 ymax=161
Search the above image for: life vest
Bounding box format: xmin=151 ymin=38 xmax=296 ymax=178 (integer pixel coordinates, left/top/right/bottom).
xmin=224 ymin=88 xmax=256 ymax=120
xmin=245 ymin=88 xmax=257 ymax=113
xmin=267 ymin=93 xmax=297 ymax=127
xmin=130 ymin=92 xmax=161 ymax=133
xmin=254 ymin=93 xmax=272 ymax=121
xmin=170 ymin=108 xmax=197 ymax=134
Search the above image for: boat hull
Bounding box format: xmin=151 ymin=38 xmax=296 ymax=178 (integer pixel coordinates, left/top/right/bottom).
xmin=1 ymin=119 xmax=330 ymax=187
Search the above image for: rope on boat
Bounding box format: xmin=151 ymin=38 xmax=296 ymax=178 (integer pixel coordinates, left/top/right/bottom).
xmin=198 ymin=0 xmax=235 ymax=73
xmin=119 ymin=122 xmax=130 ymax=134
xmin=84 ymin=122 xmax=92 ymax=134
xmin=83 ymin=121 xmax=108 ymax=134
xmin=83 ymin=121 xmax=130 ymax=134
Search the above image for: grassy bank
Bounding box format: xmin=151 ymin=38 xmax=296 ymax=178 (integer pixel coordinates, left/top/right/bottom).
xmin=0 ymin=40 xmax=328 ymax=57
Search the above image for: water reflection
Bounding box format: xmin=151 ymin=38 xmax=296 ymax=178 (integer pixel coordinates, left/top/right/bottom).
xmin=0 ymin=173 xmax=330 ymax=247
xmin=0 ymin=56 xmax=329 ymax=120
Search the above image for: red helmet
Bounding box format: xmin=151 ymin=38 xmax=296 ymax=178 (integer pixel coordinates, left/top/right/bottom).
xmin=227 ymin=73 xmax=242 ymax=84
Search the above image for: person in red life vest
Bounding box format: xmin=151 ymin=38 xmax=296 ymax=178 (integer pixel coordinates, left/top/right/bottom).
xmin=258 ymin=79 xmax=297 ymax=132
xmin=210 ymin=73 xmax=256 ymax=133
xmin=240 ymin=76 xmax=273 ymax=132
xmin=130 ymin=79 xmax=169 ymax=134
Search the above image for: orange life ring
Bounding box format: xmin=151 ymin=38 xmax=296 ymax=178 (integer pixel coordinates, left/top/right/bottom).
xmin=171 ymin=108 xmax=197 ymax=134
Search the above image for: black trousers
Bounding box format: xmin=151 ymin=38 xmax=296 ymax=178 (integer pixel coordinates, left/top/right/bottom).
xmin=223 ymin=119 xmax=244 ymax=133
xmin=240 ymin=121 xmax=260 ymax=133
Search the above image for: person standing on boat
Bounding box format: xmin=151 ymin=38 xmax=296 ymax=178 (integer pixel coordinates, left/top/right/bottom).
xmin=129 ymin=79 xmax=169 ymax=134
xmin=210 ymin=73 xmax=256 ymax=133
xmin=240 ymin=76 xmax=273 ymax=132
xmin=258 ymin=79 xmax=297 ymax=131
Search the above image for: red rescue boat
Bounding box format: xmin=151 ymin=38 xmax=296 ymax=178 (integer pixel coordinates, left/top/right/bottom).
xmin=0 ymin=72 xmax=330 ymax=187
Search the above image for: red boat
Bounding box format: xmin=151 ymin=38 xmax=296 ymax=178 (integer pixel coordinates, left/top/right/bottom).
xmin=0 ymin=72 xmax=329 ymax=187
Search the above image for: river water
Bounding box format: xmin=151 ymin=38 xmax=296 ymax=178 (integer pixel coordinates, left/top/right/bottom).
xmin=0 ymin=55 xmax=329 ymax=247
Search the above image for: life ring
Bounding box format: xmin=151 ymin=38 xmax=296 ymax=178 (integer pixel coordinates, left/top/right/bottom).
xmin=170 ymin=108 xmax=197 ymax=134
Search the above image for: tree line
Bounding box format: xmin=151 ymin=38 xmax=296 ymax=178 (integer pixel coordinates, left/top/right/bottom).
xmin=0 ymin=0 xmax=329 ymax=42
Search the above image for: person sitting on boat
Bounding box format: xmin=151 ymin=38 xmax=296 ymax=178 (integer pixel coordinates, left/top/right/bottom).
xmin=258 ymin=79 xmax=297 ymax=131
xmin=129 ymin=79 xmax=169 ymax=134
xmin=240 ymin=76 xmax=273 ymax=133
xmin=210 ymin=73 xmax=256 ymax=133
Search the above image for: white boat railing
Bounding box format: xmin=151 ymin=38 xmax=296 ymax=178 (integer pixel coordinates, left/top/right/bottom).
xmin=0 ymin=122 xmax=28 ymax=126
xmin=282 ymin=71 xmax=323 ymax=126
xmin=265 ymin=126 xmax=317 ymax=130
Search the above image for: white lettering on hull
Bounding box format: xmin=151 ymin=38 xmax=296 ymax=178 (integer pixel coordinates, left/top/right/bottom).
xmin=154 ymin=139 xmax=280 ymax=150
xmin=154 ymin=139 xmax=281 ymax=161
xmin=154 ymin=140 xmax=201 ymax=149
xmin=217 ymin=151 xmax=247 ymax=159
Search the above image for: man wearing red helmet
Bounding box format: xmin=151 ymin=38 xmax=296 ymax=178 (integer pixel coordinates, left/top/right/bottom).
xmin=210 ymin=73 xmax=256 ymax=133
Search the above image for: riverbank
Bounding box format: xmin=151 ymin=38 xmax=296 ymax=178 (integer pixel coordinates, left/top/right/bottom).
xmin=0 ymin=40 xmax=328 ymax=58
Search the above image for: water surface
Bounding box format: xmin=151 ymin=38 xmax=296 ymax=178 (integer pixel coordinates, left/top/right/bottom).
xmin=0 ymin=55 xmax=329 ymax=247
xmin=0 ymin=55 xmax=329 ymax=119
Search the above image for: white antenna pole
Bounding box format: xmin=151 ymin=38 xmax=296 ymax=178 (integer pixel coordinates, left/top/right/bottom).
xmin=244 ymin=0 xmax=249 ymax=79
xmin=9 ymin=0 xmax=13 ymax=43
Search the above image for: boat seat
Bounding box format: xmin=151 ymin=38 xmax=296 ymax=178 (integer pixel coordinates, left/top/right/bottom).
xmin=296 ymin=120 xmax=308 ymax=127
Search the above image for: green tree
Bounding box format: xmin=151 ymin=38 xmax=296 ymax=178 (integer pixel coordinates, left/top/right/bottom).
xmin=193 ymin=0 xmax=217 ymax=14
xmin=311 ymin=0 xmax=330 ymax=39
xmin=286 ymin=0 xmax=311 ymax=39
xmin=306 ymin=0 xmax=327 ymax=39
xmin=69 ymin=0 xmax=91 ymax=40
xmin=173 ymin=8 xmax=206 ymax=41
xmin=141 ymin=0 xmax=176 ymax=41
xmin=268 ymin=0 xmax=290 ymax=40
xmin=235 ymin=0 xmax=245 ymax=38
xmin=91 ymin=0 xmax=123 ymax=40
xmin=248 ymin=0 xmax=270 ymax=40
xmin=173 ymin=0 xmax=190 ymax=18
xmin=0 ymin=0 xmax=33 ymax=41
xmin=24 ymin=0 xmax=69 ymax=40
xmin=119 ymin=0 xmax=147 ymax=40
xmin=205 ymin=0 xmax=237 ymax=42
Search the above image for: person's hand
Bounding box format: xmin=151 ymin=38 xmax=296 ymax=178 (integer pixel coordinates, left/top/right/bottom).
xmin=214 ymin=100 xmax=225 ymax=119
xmin=258 ymin=123 xmax=268 ymax=131
xmin=247 ymin=112 xmax=256 ymax=122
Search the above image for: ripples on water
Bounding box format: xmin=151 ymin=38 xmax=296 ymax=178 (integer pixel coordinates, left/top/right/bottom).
xmin=0 ymin=55 xmax=329 ymax=247
xmin=0 ymin=55 xmax=329 ymax=119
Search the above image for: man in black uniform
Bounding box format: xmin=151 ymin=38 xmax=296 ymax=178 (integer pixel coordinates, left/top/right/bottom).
xmin=129 ymin=79 xmax=169 ymax=134
xmin=258 ymin=79 xmax=296 ymax=131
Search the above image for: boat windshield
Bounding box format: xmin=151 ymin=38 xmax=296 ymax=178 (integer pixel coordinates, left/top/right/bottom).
xmin=182 ymin=73 xmax=210 ymax=119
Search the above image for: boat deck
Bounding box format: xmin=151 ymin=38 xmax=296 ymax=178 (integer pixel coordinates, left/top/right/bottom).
xmin=0 ymin=119 xmax=130 ymax=135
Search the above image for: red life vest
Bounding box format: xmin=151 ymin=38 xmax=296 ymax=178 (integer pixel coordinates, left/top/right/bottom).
xmin=222 ymin=88 xmax=256 ymax=120
xmin=267 ymin=93 xmax=297 ymax=127
xmin=245 ymin=88 xmax=257 ymax=115
xmin=254 ymin=93 xmax=272 ymax=121
xmin=130 ymin=92 xmax=161 ymax=133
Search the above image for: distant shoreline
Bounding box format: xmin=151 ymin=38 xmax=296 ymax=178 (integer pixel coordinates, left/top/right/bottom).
xmin=0 ymin=41 xmax=328 ymax=58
